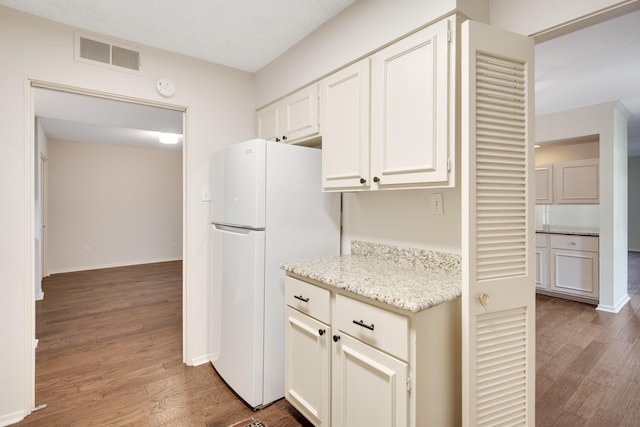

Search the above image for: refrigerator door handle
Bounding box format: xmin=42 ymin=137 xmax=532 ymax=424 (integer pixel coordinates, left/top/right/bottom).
xmin=213 ymin=223 xmax=264 ymax=233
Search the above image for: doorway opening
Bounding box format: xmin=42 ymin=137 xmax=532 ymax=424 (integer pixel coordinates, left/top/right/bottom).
xmin=29 ymin=82 xmax=187 ymax=415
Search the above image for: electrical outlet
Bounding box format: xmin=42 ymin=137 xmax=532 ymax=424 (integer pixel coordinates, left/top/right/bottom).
xmin=430 ymin=193 xmax=444 ymax=215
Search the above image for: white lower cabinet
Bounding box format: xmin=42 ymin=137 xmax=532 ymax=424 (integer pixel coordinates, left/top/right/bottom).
xmin=550 ymin=234 xmax=599 ymax=300
xmin=535 ymin=233 xmax=549 ymax=290
xmin=285 ymin=307 xmax=330 ymax=426
xmin=536 ymin=233 xmax=599 ymax=302
xmin=332 ymin=333 xmax=408 ymax=427
xmin=284 ymin=275 xmax=460 ymax=427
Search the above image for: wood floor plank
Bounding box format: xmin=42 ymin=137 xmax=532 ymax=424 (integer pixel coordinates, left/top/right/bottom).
xmin=16 ymin=261 xmax=312 ymax=427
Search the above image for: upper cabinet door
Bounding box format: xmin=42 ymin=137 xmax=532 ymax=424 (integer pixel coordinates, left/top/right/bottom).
xmin=320 ymin=59 xmax=371 ymax=190
xmin=370 ymin=18 xmax=451 ymax=187
xmin=283 ymin=84 xmax=319 ymax=143
xmin=257 ymin=102 xmax=280 ymax=142
xmin=554 ymin=158 xmax=599 ymax=204
xmin=257 ymin=84 xmax=320 ymax=144
xmin=535 ymin=165 xmax=553 ymax=204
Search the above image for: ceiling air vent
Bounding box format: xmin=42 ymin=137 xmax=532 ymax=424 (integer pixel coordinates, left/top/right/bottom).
xmin=75 ymin=33 xmax=141 ymax=73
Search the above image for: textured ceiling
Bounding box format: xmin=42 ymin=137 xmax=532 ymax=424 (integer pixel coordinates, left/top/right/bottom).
xmin=0 ymin=0 xmax=356 ymax=72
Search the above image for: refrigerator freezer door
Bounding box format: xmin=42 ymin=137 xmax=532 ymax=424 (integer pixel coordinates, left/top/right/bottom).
xmin=211 ymin=139 xmax=267 ymax=229
xmin=210 ymin=224 xmax=266 ymax=408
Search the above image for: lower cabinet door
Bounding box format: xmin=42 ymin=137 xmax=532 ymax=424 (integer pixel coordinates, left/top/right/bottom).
xmin=551 ymin=249 xmax=599 ymax=298
xmin=285 ymin=307 xmax=330 ymax=426
xmin=332 ymin=333 xmax=408 ymax=427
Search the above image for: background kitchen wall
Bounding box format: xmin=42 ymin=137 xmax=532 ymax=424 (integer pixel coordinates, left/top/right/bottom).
xmin=47 ymin=140 xmax=183 ymax=273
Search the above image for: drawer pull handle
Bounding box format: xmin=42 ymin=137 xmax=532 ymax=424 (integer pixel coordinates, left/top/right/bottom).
xmin=294 ymin=295 xmax=309 ymax=303
xmin=353 ymin=319 xmax=375 ymax=331
xmin=318 ymin=329 xmax=326 ymax=336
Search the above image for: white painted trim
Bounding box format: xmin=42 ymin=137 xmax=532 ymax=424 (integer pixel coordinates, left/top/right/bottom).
xmin=189 ymin=354 xmax=211 ymax=367
xmin=596 ymin=293 xmax=631 ymax=313
xmin=47 ymin=257 xmax=183 ymax=275
xmin=0 ymin=409 xmax=28 ymax=427
xmin=24 ymin=79 xmax=37 ymax=421
xmin=35 ymin=291 xmax=44 ymax=301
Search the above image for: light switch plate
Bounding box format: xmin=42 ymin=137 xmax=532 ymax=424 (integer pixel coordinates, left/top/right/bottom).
xmin=201 ymin=186 xmax=211 ymax=202
xmin=431 ymin=193 xmax=444 ymax=215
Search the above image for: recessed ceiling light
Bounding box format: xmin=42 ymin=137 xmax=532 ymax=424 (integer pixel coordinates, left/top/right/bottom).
xmin=159 ymin=133 xmax=180 ymax=144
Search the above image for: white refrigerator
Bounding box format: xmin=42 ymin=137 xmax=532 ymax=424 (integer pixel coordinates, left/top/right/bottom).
xmin=209 ymin=139 xmax=340 ymax=409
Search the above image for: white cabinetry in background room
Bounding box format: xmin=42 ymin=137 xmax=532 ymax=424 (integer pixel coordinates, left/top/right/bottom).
xmin=257 ymin=84 xmax=319 ymax=144
xmin=535 ymin=165 xmax=553 ymax=204
xmin=554 ymin=158 xmax=599 ymax=204
xmin=284 ymin=275 xmax=460 ymax=427
xmin=550 ymin=234 xmax=599 ymax=300
xmin=535 ymin=158 xmax=599 ymax=204
xmin=320 ymin=16 xmax=454 ymax=191
xmin=535 ymin=233 xmax=549 ymax=289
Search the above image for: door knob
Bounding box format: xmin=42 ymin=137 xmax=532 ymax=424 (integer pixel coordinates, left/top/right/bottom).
xmin=479 ymin=294 xmax=490 ymax=306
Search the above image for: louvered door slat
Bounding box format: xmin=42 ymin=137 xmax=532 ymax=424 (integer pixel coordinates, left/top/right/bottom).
xmin=462 ymin=20 xmax=535 ymax=427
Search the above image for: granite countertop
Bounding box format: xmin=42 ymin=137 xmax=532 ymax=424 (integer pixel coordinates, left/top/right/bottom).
xmin=281 ymin=241 xmax=461 ymax=313
xmin=535 ymin=225 xmax=599 ymax=237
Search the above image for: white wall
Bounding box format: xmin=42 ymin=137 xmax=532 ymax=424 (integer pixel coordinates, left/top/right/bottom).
xmin=0 ymin=6 xmax=255 ymax=424
xmin=47 ymin=140 xmax=182 ymax=273
xmin=536 ymin=102 xmax=630 ymax=313
xmin=629 ymin=156 xmax=640 ymax=251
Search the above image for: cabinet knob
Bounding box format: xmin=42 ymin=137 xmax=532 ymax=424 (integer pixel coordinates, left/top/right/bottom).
xmin=359 ymin=178 xmax=366 ymax=184
xmin=318 ymin=329 xmax=326 ymax=336
xmin=479 ymin=293 xmax=490 ymax=306
xmin=332 ymin=335 xmax=340 ymax=342
xmin=282 ymin=135 xmax=288 ymax=141
xmin=373 ymin=176 xmax=380 ymax=183
xmin=275 ymin=137 xmax=281 ymax=142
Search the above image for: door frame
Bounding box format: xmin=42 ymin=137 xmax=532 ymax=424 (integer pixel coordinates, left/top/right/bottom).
xmin=24 ymin=79 xmax=189 ymax=411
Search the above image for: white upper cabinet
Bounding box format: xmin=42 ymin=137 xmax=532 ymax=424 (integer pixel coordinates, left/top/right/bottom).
xmin=535 ymin=164 xmax=553 ymax=204
xmin=534 ymin=158 xmax=599 ymax=204
xmin=320 ymin=59 xmax=371 ymax=190
xmin=554 ymin=158 xmax=599 ymax=204
xmin=257 ymin=84 xmax=320 ymax=144
xmin=370 ymin=18 xmax=451 ymax=188
xmin=320 ymin=16 xmax=454 ymax=192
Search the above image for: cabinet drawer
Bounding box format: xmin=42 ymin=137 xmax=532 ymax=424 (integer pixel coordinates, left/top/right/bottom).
xmin=334 ymin=294 xmax=408 ymax=361
xmin=550 ymin=234 xmax=598 ymax=252
xmin=535 ymin=233 xmax=548 ymax=248
xmin=285 ymin=276 xmax=331 ymax=324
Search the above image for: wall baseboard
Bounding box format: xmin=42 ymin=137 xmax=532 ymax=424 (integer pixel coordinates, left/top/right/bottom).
xmin=0 ymin=409 xmax=28 ymax=427
xmin=189 ymin=354 xmax=211 ymax=367
xmin=48 ymin=257 xmax=182 ymax=275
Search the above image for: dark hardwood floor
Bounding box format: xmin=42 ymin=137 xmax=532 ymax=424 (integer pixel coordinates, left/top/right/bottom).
xmin=535 ymin=251 xmax=640 ymax=426
xmin=17 ymin=261 xmax=311 ymax=427
xmin=16 ymin=254 xmax=640 ymax=426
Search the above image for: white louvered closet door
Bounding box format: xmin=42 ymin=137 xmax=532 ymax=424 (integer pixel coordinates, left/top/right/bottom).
xmin=461 ymin=21 xmax=535 ymax=427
